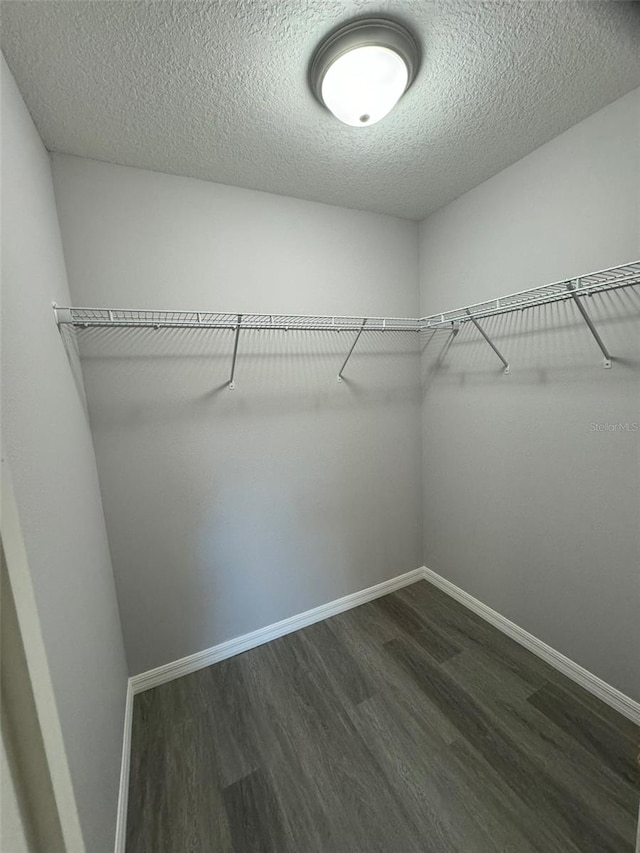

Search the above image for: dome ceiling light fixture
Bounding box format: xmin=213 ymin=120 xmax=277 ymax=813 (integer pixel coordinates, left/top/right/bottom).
xmin=310 ymin=17 xmax=420 ymax=128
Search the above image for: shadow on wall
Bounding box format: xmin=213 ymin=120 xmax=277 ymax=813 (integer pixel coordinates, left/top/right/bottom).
xmin=58 ymin=323 xmax=89 ymax=417
xmin=74 ymin=326 xmax=422 ymax=427
xmin=420 ymin=286 xmax=640 ymax=391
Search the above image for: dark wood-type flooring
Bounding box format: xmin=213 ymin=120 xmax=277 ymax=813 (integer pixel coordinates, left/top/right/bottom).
xmin=126 ymin=580 xmax=640 ymax=852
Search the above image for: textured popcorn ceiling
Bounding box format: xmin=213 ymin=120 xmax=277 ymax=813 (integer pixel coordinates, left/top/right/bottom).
xmin=2 ymin=1 xmax=639 ymax=220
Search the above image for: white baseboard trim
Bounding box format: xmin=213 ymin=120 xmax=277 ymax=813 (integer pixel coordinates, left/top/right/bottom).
xmin=113 ymin=680 xmax=133 ymax=853
xmin=130 ymin=567 xmax=425 ymax=695
xmin=422 ymin=567 xmax=640 ymax=725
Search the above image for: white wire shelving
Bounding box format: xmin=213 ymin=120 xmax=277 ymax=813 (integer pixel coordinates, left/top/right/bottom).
xmin=52 ymin=307 xmax=421 ymax=332
xmin=54 ymin=259 xmax=640 ymax=384
xmin=420 ymin=260 xmax=640 ymax=327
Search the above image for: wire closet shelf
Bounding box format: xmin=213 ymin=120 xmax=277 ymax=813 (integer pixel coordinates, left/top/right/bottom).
xmin=54 ymin=259 xmax=640 ymax=382
xmin=420 ymin=260 xmax=640 ymax=328
xmin=52 ymin=308 xmax=421 ymax=333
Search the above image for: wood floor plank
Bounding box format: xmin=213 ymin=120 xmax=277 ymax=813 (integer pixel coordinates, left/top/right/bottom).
xmin=373 ymin=592 xmax=462 ymax=662
xmin=348 ymin=693 xmax=466 ymax=853
xmin=126 ymin=711 xmax=233 ymax=853
xmin=193 ymin=660 xmax=260 ymax=788
xmin=399 ymin=581 xmax=640 ymax=740
xmin=442 ymin=648 xmax=639 ymax=834
xmin=501 ymin=697 xmax=637 ymax=839
xmin=384 ymin=634 xmax=635 ymax=852
xmin=527 ymin=680 xmax=639 ymax=788
xmin=442 ymin=645 xmax=540 ymax=704
xmin=329 ymin=598 xmax=404 ymax=644
xmin=236 ymin=634 xmax=426 ymax=852
xmin=350 ymin=690 xmax=542 ymax=853
xmin=295 ymin=617 xmax=375 ymax=706
xmin=395 ymin=581 xmax=552 ymax=691
xmin=325 ymin=603 xmax=462 ymax=745
xmin=444 ymin=735 xmax=578 ymax=853
xmin=126 ymin=579 xmax=639 ymax=852
xmin=223 ymin=770 xmax=289 ymax=853
xmin=235 ymin=645 xmax=343 ymax=852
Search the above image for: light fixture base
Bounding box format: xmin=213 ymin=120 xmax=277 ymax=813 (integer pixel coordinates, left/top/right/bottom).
xmin=310 ymin=17 xmax=420 ymax=111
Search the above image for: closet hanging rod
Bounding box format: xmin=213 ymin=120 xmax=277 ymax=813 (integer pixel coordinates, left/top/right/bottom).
xmin=421 ymin=260 xmax=640 ymax=328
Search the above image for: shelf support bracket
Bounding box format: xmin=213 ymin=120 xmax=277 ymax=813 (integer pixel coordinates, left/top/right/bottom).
xmin=566 ymin=281 xmax=612 ymax=368
xmin=465 ymin=310 xmax=510 ymax=374
xmin=229 ymin=314 xmax=242 ymax=389
xmin=337 ymin=319 xmax=367 ymax=382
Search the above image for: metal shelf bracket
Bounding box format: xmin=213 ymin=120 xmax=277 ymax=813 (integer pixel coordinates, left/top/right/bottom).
xmin=337 ymin=318 xmax=367 ymax=382
xmin=566 ymin=281 xmax=612 ymax=368
xmin=465 ymin=309 xmax=510 ymax=374
xmin=229 ymin=314 xmax=242 ymax=389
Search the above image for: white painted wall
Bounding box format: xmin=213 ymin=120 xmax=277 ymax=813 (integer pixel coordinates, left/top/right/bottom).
xmin=51 ymin=155 xmax=423 ymax=674
xmin=419 ymin=88 xmax=640 ymax=700
xmin=1 ymin=57 xmax=129 ymax=851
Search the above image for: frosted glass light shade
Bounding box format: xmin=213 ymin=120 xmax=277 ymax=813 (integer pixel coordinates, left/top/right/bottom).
xmin=321 ymin=46 xmax=409 ymax=127
xmin=310 ymin=18 xmax=419 ymax=129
